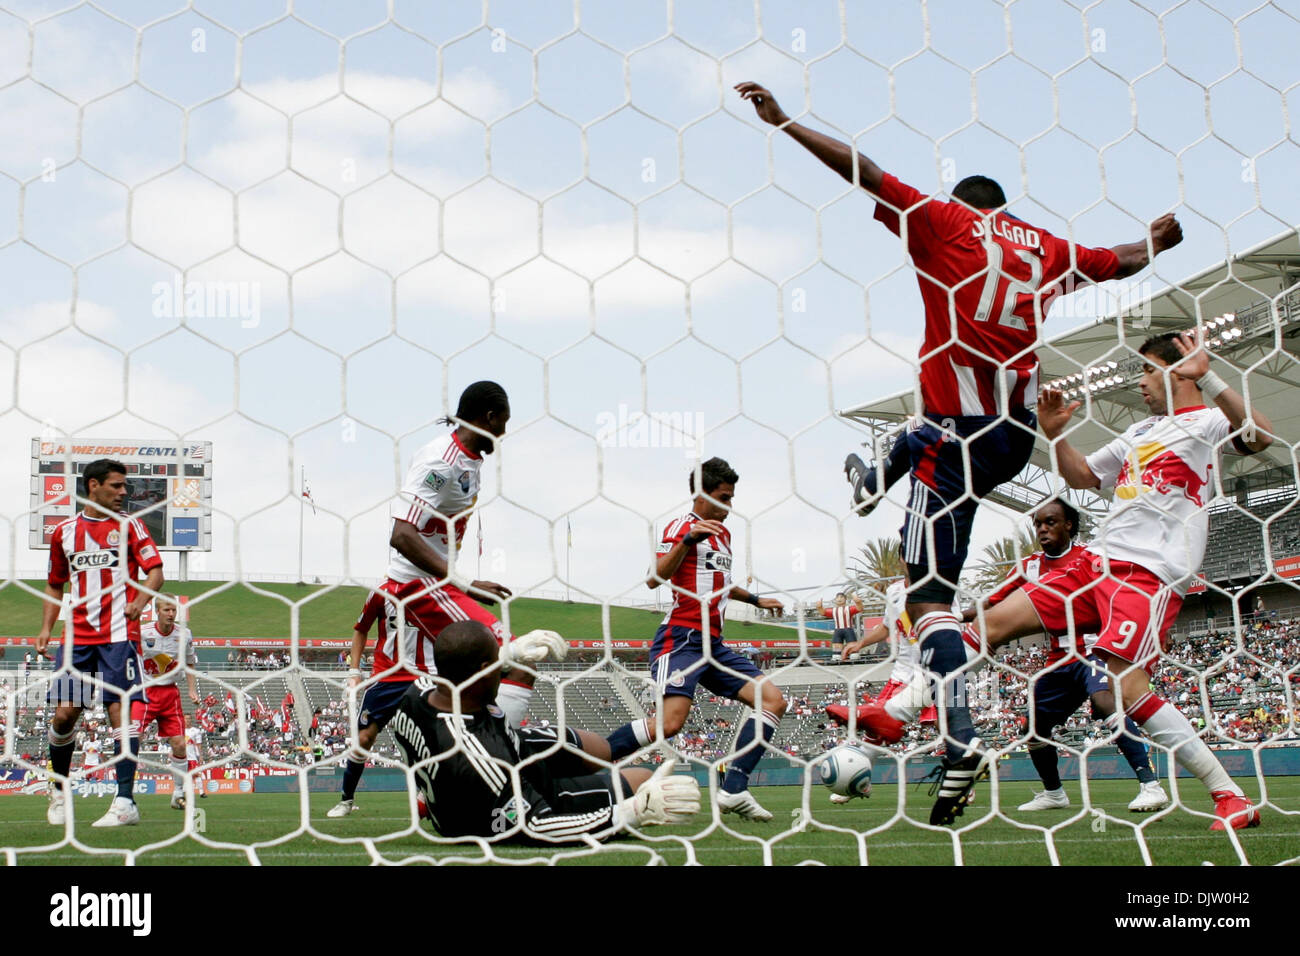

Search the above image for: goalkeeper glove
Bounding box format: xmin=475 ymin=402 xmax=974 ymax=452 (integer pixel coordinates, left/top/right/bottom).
xmin=617 ymin=760 xmax=701 ymax=828
xmin=500 ymin=629 xmax=568 ymax=667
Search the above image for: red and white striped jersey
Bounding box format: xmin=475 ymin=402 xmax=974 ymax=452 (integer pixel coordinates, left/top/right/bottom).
xmin=656 ymin=513 xmax=732 ymax=637
xmin=984 ymin=544 xmax=1090 ymax=662
xmin=47 ymin=512 xmax=163 ymax=646
xmin=139 ymin=621 xmax=198 ymax=687
xmin=872 ymin=173 xmax=1120 ymax=417
xmin=357 ymin=587 xmax=432 ymax=683
xmin=822 ymin=603 xmax=859 ymax=630
xmin=387 ymin=432 xmax=482 ymax=584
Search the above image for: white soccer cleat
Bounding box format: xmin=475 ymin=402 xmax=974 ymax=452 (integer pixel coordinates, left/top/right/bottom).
xmin=92 ymin=796 xmax=140 ymax=828
xmin=1128 ymin=781 xmax=1170 ymax=813
xmin=171 ymin=792 xmax=186 ymax=810
xmin=326 ymin=799 xmax=358 ymax=818
xmin=1017 ymin=789 xmax=1070 ymax=811
xmin=828 ymin=792 xmax=853 ymax=805
xmin=47 ymin=789 xmax=66 ymax=826
xmin=717 ymin=788 xmax=774 ymax=822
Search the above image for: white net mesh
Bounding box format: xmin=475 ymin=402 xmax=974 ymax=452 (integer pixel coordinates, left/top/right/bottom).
xmin=1 ymin=0 xmax=1297 ymax=865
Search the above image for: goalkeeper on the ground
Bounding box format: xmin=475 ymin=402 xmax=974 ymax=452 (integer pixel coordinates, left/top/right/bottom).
xmin=392 ymin=620 xmax=701 ymax=842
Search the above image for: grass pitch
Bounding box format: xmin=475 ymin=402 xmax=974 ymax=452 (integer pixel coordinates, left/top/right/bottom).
xmin=3 ymin=777 xmax=1296 ymax=866
xmin=0 ymin=580 xmax=799 ymax=643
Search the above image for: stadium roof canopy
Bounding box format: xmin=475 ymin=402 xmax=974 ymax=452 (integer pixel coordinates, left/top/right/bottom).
xmin=839 ymin=228 xmax=1300 ymax=516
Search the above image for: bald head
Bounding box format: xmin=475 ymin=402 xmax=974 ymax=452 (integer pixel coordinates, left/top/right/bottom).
xmin=433 ymin=620 xmax=499 ymax=685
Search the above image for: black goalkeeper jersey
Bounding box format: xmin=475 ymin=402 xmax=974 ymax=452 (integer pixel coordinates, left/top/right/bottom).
xmin=392 ymin=680 xmax=622 ymax=842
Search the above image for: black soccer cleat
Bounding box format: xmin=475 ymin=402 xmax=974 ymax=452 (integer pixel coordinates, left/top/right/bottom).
xmin=844 ymin=453 xmax=880 ymax=517
xmin=928 ymin=740 xmax=990 ymax=827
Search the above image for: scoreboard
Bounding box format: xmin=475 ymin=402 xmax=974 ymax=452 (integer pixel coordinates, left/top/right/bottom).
xmin=29 ymin=439 xmax=213 ymax=551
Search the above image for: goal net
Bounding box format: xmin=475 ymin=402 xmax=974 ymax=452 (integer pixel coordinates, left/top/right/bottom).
xmin=1 ymin=0 xmax=1297 ymax=867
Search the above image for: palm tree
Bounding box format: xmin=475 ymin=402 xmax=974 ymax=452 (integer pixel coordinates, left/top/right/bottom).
xmin=969 ymin=530 xmax=1038 ymax=594
xmin=853 ymin=536 xmax=905 ymax=589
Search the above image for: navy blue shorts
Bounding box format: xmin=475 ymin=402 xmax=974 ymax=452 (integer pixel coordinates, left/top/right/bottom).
xmin=650 ymin=624 xmax=762 ymax=700
xmin=358 ymin=680 xmax=414 ymax=731
xmin=48 ymin=642 xmax=147 ymax=708
xmin=1029 ymin=656 xmax=1110 ymax=733
xmin=900 ymin=409 xmax=1037 ymax=600
xmin=831 ymin=628 xmax=855 ymax=645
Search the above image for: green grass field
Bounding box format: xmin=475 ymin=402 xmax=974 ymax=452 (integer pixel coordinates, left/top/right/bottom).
xmin=0 ymin=580 xmax=800 ymax=643
xmin=4 ymin=778 xmax=1296 ymax=866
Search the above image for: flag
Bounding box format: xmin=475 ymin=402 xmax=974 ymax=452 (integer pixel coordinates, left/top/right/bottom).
xmin=302 ymin=479 xmax=317 ymax=515
xmin=476 ymin=514 xmax=483 ymax=557
xmin=224 ymin=692 xmax=236 ymax=713
xmin=566 ymin=516 xmax=572 ymax=548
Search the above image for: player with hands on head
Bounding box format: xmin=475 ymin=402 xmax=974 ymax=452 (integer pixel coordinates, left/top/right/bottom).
xmin=392 ymin=620 xmax=699 ymax=842
xmin=37 ymin=457 xmax=165 ymax=828
xmin=736 ymin=80 xmax=1184 ymax=826
xmin=963 ymin=330 xmax=1274 ymax=829
xmin=603 ymin=457 xmax=787 ymax=822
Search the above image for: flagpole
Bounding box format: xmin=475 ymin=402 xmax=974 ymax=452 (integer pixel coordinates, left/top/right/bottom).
xmin=565 ymin=515 xmax=572 ymax=603
xmin=297 ymin=464 xmax=305 ymax=585
xmin=476 ymin=513 xmax=482 ymax=579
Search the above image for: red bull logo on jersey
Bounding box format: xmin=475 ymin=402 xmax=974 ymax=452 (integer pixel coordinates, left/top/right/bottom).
xmin=1115 ymin=441 xmax=1209 ymax=506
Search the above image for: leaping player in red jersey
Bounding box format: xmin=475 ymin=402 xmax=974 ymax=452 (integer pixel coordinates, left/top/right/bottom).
xmin=736 ymin=81 xmax=1184 ymax=824
xmin=138 ymin=594 xmax=201 ymax=810
xmin=325 ymin=382 xmax=566 ymax=819
xmin=36 ymin=457 xmax=165 ymax=828
xmin=960 ymin=331 xmax=1274 ymax=830
xmin=604 ymin=457 xmax=787 ymax=822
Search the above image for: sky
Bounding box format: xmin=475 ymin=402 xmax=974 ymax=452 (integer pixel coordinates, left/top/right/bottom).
xmin=2 ymin=0 xmax=1298 ymax=618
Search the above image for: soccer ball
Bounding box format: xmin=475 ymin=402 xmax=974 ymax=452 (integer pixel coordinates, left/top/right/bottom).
xmin=818 ymin=742 xmax=873 ymax=798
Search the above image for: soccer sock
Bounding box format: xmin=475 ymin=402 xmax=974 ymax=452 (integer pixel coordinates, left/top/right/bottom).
xmin=495 ymin=680 xmax=533 ymax=728
xmin=915 ymin=612 xmax=978 ymax=761
xmin=170 ymin=755 xmax=189 ymax=793
xmin=1129 ymin=693 xmax=1240 ymax=796
xmin=1028 ymin=741 xmax=1062 ymax=791
xmin=113 ymin=727 xmax=140 ymax=801
xmin=1115 ymin=716 xmax=1158 ymax=784
xmin=606 ymin=718 xmax=653 ymax=759
xmin=341 ymin=748 xmax=367 ymax=801
xmin=721 ymin=709 xmax=780 ymax=794
xmin=48 ymin=726 xmax=76 ymax=792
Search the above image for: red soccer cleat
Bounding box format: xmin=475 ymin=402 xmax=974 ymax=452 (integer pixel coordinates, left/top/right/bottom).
xmin=1210 ymin=791 xmax=1260 ymax=831
xmin=826 ymin=702 xmax=905 ymax=745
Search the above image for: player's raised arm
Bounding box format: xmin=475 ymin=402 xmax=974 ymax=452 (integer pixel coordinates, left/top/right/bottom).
xmin=1109 ymin=213 xmax=1183 ymax=278
xmin=735 ymin=82 xmax=885 ymax=194
xmin=1038 ymin=387 xmax=1101 ymax=490
xmin=1169 ymin=330 xmax=1274 ymax=454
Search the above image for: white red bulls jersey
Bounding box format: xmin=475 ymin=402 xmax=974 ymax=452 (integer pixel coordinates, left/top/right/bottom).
xmin=139 ymin=621 xmax=198 ymax=687
xmin=358 ymin=587 xmax=433 ymax=683
xmin=47 ymin=512 xmax=163 ymax=645
xmin=1086 ymin=405 xmax=1237 ymax=594
xmin=657 ymin=513 xmax=732 ymax=637
xmin=83 ymin=742 xmax=101 ymax=767
xmin=387 ymin=432 xmax=482 ymax=584
xmin=185 ymin=726 xmax=202 ymax=761
xmin=882 ymin=581 xmax=922 ymax=684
